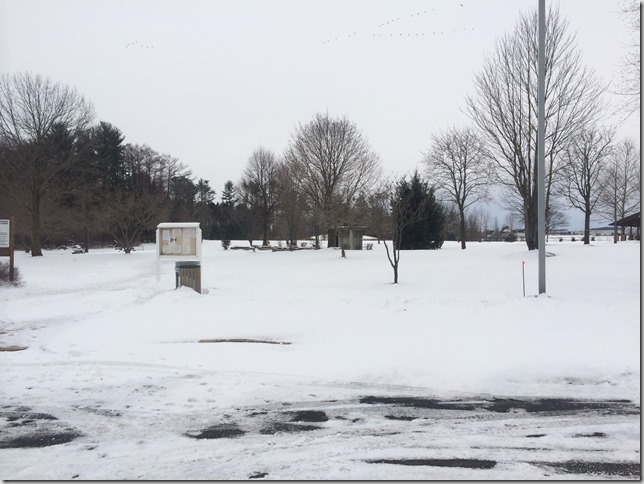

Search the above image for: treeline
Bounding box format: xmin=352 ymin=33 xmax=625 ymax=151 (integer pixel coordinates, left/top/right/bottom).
xmin=0 ymin=75 xmax=426 ymax=255
xmin=0 ymin=87 xmax=214 ymax=255
xmin=0 ymin=6 xmax=640 ymax=260
xmin=0 ymin=72 xmax=446 ymax=257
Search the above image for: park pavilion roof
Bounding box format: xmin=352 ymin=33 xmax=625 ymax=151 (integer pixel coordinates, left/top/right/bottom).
xmin=609 ymin=212 xmax=640 ymax=228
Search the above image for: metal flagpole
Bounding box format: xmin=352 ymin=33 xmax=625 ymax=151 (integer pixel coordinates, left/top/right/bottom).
xmin=537 ymin=0 xmax=546 ymax=294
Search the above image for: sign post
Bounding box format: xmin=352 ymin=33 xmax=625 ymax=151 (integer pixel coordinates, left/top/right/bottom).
xmin=0 ymin=217 xmax=15 ymax=282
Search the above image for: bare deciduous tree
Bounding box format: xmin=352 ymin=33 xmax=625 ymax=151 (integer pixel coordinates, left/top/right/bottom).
xmin=239 ymin=147 xmax=281 ymax=246
xmin=465 ymin=207 xmax=491 ymax=242
xmin=613 ymin=0 xmax=640 ymax=120
xmin=599 ymin=139 xmax=640 ymax=243
xmin=0 ymin=73 xmax=95 ymax=256
xmin=375 ymin=176 xmax=434 ymax=284
xmin=275 ymin=163 xmax=309 ymax=247
xmin=103 ymin=190 xmax=168 ymax=253
xmin=121 ymin=144 xmax=191 ymax=194
xmin=559 ymin=127 xmax=614 ymax=244
xmin=466 ymin=6 xmax=605 ymax=250
xmin=384 ymin=182 xmax=427 ymax=284
xmin=545 ymin=201 xmax=568 ymax=240
xmin=423 ymin=126 xmax=491 ymax=249
xmin=284 ymin=112 xmax=382 ymax=246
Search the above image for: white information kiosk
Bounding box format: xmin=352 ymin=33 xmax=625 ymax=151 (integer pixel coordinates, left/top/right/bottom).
xmin=155 ymin=223 xmax=202 ymax=288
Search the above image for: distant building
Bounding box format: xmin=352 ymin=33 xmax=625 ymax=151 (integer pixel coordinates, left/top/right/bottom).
xmin=328 ymin=226 xmax=366 ymax=250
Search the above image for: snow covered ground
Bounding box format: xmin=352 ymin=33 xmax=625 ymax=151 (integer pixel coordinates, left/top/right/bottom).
xmin=0 ymin=239 xmax=640 ymax=479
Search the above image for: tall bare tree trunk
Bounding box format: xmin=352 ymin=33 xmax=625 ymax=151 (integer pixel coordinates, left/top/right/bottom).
xmin=262 ymin=217 xmax=269 ymax=247
xmin=84 ymin=225 xmax=90 ymax=253
xmin=524 ymin=200 xmax=538 ymax=250
xmin=459 ymin=208 xmax=466 ymax=250
xmin=613 ymin=203 xmax=618 ymax=244
xmin=31 ymin=190 xmax=43 ymax=256
xmin=583 ymin=206 xmax=591 ymax=244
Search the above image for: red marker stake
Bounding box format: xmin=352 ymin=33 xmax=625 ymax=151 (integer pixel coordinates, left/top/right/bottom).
xmin=522 ymin=260 xmax=526 ymax=297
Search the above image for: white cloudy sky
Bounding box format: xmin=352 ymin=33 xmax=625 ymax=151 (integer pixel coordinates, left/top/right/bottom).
xmin=0 ymin=0 xmax=639 ymax=227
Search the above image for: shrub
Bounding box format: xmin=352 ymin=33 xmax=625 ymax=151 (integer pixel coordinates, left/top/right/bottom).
xmin=571 ymin=237 xmax=576 ymax=242
xmin=221 ymin=240 xmax=231 ymax=250
xmin=0 ymin=262 xmax=22 ymax=286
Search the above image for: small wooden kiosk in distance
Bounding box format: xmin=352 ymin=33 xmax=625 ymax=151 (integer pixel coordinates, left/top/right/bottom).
xmin=155 ymin=222 xmax=202 ymax=292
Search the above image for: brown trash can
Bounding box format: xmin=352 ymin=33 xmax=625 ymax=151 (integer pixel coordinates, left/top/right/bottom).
xmin=175 ymin=261 xmax=201 ymax=294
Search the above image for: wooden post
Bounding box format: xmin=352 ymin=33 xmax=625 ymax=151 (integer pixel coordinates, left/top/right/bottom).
xmin=9 ymin=216 xmax=14 ymax=282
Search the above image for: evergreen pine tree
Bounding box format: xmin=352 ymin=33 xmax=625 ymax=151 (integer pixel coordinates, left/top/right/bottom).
xmin=221 ymin=180 xmax=237 ymax=206
xmin=397 ymin=172 xmax=446 ymax=250
xmin=93 ymin=122 xmax=126 ymax=191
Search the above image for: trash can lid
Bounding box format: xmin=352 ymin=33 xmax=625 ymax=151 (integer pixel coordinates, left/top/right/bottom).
xmin=175 ymin=260 xmax=201 ymax=268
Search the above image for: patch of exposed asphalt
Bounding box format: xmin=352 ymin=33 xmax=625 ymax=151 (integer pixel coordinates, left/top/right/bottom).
xmin=0 ymin=431 xmax=81 ymax=449
xmin=0 ymin=408 xmax=84 ymax=449
xmin=288 ymin=410 xmax=329 ymax=422
xmin=384 ymin=414 xmax=416 ymax=421
xmin=359 ymin=396 xmax=639 ymax=415
xmin=0 ymin=345 xmax=28 ymax=352
xmin=366 ymin=458 xmax=497 ymax=469
xmin=533 ymin=461 xmax=640 ymax=478
xmin=198 ymin=338 xmax=291 ymax=345
xmin=365 ymin=457 xmax=640 ymax=477
xmin=186 ymin=410 xmax=330 ymax=439
xmin=5 ymin=412 xmax=58 ymax=422
xmin=185 ymin=423 xmax=246 ymax=439
xmin=72 ymin=406 xmax=122 ymax=418
xmin=259 ymin=422 xmax=321 ymax=435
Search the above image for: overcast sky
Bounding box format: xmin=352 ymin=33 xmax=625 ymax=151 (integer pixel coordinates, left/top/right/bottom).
xmin=1 ymin=0 xmax=639 ymax=228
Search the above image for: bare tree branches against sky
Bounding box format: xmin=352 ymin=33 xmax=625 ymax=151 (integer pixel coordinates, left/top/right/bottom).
xmin=0 ymin=0 xmax=639 ymax=229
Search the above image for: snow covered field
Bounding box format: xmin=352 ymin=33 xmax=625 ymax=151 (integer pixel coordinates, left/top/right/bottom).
xmin=0 ymin=239 xmax=640 ymax=479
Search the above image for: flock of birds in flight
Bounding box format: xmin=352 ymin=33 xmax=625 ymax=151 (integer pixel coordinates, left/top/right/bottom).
xmin=123 ymin=5 xmax=472 ymax=49
xmin=322 ymin=4 xmax=473 ymax=45
xmin=124 ymin=40 xmax=155 ymax=49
